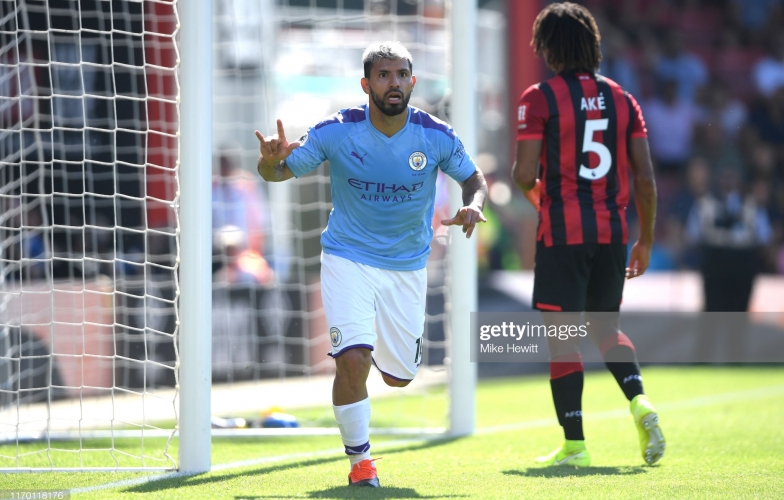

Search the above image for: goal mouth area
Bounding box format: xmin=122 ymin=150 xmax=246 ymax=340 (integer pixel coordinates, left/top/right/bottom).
xmin=0 ymin=365 xmax=449 ymax=472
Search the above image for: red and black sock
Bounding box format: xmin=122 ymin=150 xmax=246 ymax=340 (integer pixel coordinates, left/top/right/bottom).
xmin=550 ymin=353 xmax=584 ymax=441
xmin=600 ymin=332 xmax=644 ymax=401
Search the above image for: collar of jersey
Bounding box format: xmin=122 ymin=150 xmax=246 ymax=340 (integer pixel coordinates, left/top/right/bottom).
xmin=365 ymin=105 xmax=411 ymax=143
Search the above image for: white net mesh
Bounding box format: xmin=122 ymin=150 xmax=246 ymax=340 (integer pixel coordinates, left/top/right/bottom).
xmin=0 ymin=0 xmax=179 ymax=469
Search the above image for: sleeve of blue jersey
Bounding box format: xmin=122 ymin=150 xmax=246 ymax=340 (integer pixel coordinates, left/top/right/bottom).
xmin=286 ymin=126 xmax=327 ymax=178
xmin=438 ymin=131 xmax=477 ymax=183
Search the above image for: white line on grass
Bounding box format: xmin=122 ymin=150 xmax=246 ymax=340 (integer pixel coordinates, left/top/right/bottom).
xmin=70 ymin=472 xmax=189 ymax=495
xmin=70 ymin=438 xmax=426 ymax=495
xmin=71 ymin=383 xmax=784 ymax=496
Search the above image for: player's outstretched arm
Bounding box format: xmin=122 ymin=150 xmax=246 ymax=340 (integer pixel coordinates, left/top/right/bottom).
xmin=512 ymin=139 xmax=543 ymax=210
xmin=627 ymin=137 xmax=657 ymax=279
xmin=440 ymin=169 xmax=488 ymax=239
xmin=255 ymin=119 xmax=299 ymax=182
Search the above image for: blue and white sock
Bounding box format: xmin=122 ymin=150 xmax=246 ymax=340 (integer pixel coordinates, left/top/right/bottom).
xmin=333 ymin=397 xmax=371 ymax=467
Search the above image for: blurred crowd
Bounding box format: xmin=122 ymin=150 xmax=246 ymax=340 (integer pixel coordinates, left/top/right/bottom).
xmin=481 ymin=0 xmax=784 ymax=276
xmin=577 ymin=0 xmax=784 ymax=273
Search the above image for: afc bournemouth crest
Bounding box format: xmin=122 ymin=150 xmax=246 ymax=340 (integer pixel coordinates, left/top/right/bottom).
xmin=329 ymin=327 xmax=342 ymax=347
xmin=408 ymin=151 xmax=427 ymax=171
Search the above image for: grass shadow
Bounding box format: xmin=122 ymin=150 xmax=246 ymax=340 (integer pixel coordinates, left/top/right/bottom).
xmin=504 ymin=465 xmax=648 ymax=478
xmin=234 ymin=487 xmax=466 ymax=499
xmin=305 ymin=486 xmax=468 ymax=499
xmin=124 ymin=436 xmax=464 ymax=494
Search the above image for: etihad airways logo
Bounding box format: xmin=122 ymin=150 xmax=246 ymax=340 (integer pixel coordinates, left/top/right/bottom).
xmin=348 ymin=178 xmax=424 ymax=203
xmin=348 ymin=178 xmax=424 ymax=193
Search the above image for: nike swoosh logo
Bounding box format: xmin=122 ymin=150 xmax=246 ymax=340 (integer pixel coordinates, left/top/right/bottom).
xmin=554 ymin=453 xmax=582 ymax=465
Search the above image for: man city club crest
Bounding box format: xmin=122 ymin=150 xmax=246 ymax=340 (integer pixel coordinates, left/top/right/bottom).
xmin=329 ymin=327 xmax=342 ymax=347
xmin=408 ymin=151 xmax=427 ymax=171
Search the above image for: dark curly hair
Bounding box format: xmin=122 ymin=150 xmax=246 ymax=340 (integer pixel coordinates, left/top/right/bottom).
xmin=531 ymin=2 xmax=602 ymax=73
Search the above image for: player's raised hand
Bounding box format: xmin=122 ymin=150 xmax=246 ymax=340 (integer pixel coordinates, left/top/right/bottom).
xmin=441 ymin=204 xmax=487 ymax=239
xmin=625 ymin=240 xmax=651 ymax=279
xmin=255 ymin=119 xmax=301 ymax=165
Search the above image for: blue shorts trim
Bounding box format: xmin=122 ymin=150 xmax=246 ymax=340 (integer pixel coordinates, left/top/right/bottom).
xmin=328 ymin=343 xmax=375 ymax=358
xmin=372 ymin=357 xmax=413 ymax=382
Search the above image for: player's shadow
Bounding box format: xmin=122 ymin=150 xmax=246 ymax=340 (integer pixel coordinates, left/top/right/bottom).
xmin=235 ymin=489 xmax=465 ymax=499
xmin=306 ymin=486 xmax=466 ymax=499
xmin=504 ymin=465 xmax=647 ymax=478
xmin=123 ymin=437 xmax=463 ymax=494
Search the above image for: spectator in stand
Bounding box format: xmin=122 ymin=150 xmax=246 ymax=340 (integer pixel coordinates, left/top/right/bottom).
xmin=712 ymin=29 xmax=760 ymax=103
xmin=700 ymin=79 xmax=748 ymax=141
xmin=667 ymin=157 xmax=711 ymax=268
xmin=643 ymin=79 xmax=700 ymax=174
xmin=212 ymin=144 xmax=271 ymax=256
xmin=731 ymin=0 xmax=782 ymax=32
xmin=213 ymin=225 xmax=274 ymax=285
xmin=600 ymin=28 xmax=641 ymax=97
xmin=655 ymin=30 xmax=709 ymax=103
xmin=750 ymin=178 xmax=782 ymax=272
xmin=670 ymin=157 xmax=711 ymax=226
xmin=687 ymin=167 xmax=773 ymax=301
xmin=212 ymin=144 xmax=274 ymax=285
xmin=753 ymin=32 xmax=784 ymax=98
xmin=687 ymin=167 xmax=772 ymax=359
xmin=748 ymin=142 xmax=777 ymax=181
xmin=749 ymin=87 xmax=784 ymax=152
xmin=692 ymin=122 xmax=745 ymax=176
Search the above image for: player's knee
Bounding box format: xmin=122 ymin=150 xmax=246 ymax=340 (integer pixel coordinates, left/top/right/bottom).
xmin=381 ymin=373 xmax=411 ymax=387
xmin=596 ymin=331 xmax=636 ymax=361
xmin=334 ymin=347 xmax=372 ymax=379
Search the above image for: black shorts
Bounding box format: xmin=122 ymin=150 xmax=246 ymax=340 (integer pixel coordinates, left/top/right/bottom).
xmin=532 ymin=241 xmax=627 ymax=313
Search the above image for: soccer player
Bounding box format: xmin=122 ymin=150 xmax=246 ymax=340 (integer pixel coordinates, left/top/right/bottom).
xmin=512 ymin=3 xmax=664 ymax=466
xmin=255 ymin=41 xmax=487 ymax=487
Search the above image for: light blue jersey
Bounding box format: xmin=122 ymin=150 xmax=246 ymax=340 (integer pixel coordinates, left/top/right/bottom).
xmin=286 ymin=105 xmax=477 ymax=271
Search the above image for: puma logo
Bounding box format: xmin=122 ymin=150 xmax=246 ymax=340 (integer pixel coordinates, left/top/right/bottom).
xmin=351 ymin=151 xmax=368 ymax=165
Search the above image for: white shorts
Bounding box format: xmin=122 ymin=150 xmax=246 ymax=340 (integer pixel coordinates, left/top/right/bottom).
xmin=321 ymin=252 xmax=427 ymax=381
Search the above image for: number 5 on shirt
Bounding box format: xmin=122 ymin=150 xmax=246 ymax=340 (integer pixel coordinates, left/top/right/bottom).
xmin=579 ymin=118 xmax=611 ymax=180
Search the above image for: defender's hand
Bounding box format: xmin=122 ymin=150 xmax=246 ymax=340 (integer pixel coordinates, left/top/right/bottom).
xmin=626 ymin=241 xmax=651 ymax=279
xmin=255 ymin=119 xmax=301 ymax=166
xmin=441 ymin=204 xmax=487 ymax=239
xmin=524 ymin=179 xmax=541 ymax=211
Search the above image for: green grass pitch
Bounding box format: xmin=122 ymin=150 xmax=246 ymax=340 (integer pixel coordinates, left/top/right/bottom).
xmin=1 ymin=366 xmax=783 ymax=499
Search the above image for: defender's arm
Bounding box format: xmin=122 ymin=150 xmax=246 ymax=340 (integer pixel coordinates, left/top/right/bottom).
xmin=512 ymin=139 xmax=543 ymax=210
xmin=626 ymin=137 xmax=657 ymax=279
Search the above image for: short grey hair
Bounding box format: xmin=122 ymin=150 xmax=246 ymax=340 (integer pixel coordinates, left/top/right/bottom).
xmin=362 ymin=41 xmax=413 ymax=78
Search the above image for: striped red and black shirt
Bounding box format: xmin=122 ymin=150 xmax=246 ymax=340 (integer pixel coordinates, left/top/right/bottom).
xmin=517 ymin=71 xmax=647 ymax=246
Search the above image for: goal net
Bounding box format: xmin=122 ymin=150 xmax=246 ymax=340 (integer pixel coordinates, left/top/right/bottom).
xmin=0 ymin=0 xmax=476 ymax=471
xmin=1 ymin=0 xmax=179 ymax=470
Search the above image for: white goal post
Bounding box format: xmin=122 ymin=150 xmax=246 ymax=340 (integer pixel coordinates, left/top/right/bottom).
xmin=447 ymin=0 xmax=477 ymax=438
xmin=178 ymin=0 xmax=212 ymax=474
